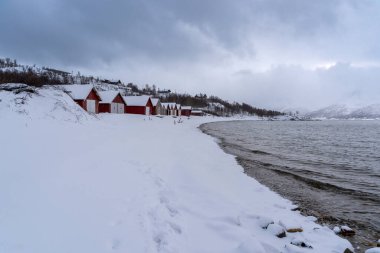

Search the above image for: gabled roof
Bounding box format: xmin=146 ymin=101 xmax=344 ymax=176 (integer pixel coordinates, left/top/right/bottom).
xmin=123 ymin=95 xmax=151 ymax=106
xmin=176 ymin=104 xmax=181 ymax=109
xmin=98 ymin=91 xmax=125 ymax=104
xmin=161 ymin=102 xmax=175 ymax=109
xmin=57 ymin=84 xmax=101 ymax=100
xmin=151 ymin=98 xmax=160 ymax=106
xmin=168 ymin=102 xmax=177 ymax=109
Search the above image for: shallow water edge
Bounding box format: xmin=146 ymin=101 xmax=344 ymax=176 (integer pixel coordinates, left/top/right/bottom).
xmin=199 ymin=120 xmax=380 ymax=252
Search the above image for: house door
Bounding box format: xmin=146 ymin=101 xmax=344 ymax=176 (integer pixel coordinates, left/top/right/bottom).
xmin=145 ymin=107 xmax=150 ymax=115
xmin=111 ymin=103 xmax=118 ymax=113
xmin=87 ymin=100 xmax=96 ymax=113
xmin=117 ymin=104 xmax=124 ymax=114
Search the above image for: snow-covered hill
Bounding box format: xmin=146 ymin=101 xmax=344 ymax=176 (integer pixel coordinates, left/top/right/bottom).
xmin=0 ymin=85 xmax=352 ymax=253
xmin=0 ymin=83 xmax=90 ymax=122
xmin=305 ymin=104 xmax=380 ymax=119
xmin=349 ymin=104 xmax=380 ymax=119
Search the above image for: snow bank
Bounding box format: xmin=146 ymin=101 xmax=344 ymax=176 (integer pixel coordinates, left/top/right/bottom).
xmin=0 ymin=86 xmax=352 ymax=253
xmin=0 ymin=84 xmax=91 ymax=123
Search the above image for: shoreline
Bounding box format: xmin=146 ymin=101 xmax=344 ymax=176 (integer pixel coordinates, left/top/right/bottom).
xmin=199 ymin=120 xmax=378 ymax=252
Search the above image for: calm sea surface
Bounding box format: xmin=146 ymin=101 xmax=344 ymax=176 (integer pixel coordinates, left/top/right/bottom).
xmin=201 ymin=120 xmax=380 ymax=251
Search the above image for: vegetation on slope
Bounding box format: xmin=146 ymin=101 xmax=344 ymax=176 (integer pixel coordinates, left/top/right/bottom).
xmin=0 ymin=58 xmax=284 ymax=117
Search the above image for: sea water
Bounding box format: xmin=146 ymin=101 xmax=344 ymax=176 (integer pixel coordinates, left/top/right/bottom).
xmin=201 ymin=120 xmax=380 ymax=250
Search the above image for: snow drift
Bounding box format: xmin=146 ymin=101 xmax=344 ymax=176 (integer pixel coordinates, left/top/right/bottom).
xmin=0 ymin=85 xmax=352 ymax=253
xmin=0 ymin=83 xmax=90 ymax=122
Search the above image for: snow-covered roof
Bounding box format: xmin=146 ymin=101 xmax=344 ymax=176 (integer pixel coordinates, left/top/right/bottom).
xmin=57 ymin=84 xmax=100 ymax=100
xmin=98 ymin=91 xmax=123 ymax=104
xmin=123 ymin=95 xmax=150 ymax=106
xmin=181 ymin=106 xmax=192 ymax=110
xmin=168 ymin=103 xmax=176 ymax=109
xmin=176 ymin=104 xmax=181 ymax=109
xmin=151 ymin=98 xmax=160 ymax=106
xmin=161 ymin=102 xmax=176 ymax=109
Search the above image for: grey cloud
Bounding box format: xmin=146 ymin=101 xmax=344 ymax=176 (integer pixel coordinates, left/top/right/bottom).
xmin=0 ymin=0 xmax=379 ymax=109
xmin=0 ymin=0 xmax=366 ymax=64
xmin=227 ymin=63 xmax=380 ymax=110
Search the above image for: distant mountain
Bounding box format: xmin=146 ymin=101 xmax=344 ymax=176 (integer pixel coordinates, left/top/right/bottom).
xmin=349 ymin=104 xmax=380 ymax=119
xmin=305 ymin=104 xmax=380 ymax=119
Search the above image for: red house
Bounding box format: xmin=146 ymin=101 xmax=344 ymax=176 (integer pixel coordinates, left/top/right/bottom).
xmin=98 ymin=91 xmax=127 ymax=114
xmin=181 ymin=106 xmax=192 ymax=116
xmin=150 ymin=98 xmax=161 ymax=115
xmin=123 ymin=96 xmax=154 ymax=115
xmin=59 ymin=84 xmax=101 ymax=113
xmin=191 ymin=110 xmax=204 ymax=116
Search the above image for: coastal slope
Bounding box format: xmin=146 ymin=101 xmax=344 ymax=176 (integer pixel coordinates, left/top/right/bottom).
xmin=0 ymin=85 xmax=352 ymax=253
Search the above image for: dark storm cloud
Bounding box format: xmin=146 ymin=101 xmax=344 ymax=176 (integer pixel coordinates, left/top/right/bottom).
xmin=1 ymin=0 xmax=379 ymax=109
xmin=0 ymin=0 xmax=353 ymax=64
xmin=0 ymin=0 xmax=189 ymax=65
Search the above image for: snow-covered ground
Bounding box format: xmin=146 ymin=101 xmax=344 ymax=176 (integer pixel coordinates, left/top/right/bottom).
xmin=0 ymin=85 xmax=353 ymax=253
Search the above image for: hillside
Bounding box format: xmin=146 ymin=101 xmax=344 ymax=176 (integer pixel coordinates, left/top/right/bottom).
xmin=0 ymin=83 xmax=90 ymax=122
xmin=305 ymin=104 xmax=380 ymax=119
xmin=0 ymin=58 xmax=284 ymax=117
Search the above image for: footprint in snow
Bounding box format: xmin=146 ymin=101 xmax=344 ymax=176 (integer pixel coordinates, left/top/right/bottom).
xmin=168 ymin=221 xmax=182 ymax=234
xmin=110 ymin=239 xmax=121 ymax=250
xmin=155 ymin=177 xmax=164 ymax=187
xmin=109 ymin=220 xmax=123 ymax=227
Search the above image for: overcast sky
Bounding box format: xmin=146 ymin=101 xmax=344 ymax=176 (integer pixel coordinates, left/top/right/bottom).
xmin=1 ymin=0 xmax=380 ymax=110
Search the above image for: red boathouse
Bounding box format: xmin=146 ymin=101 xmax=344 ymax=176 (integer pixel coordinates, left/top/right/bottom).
xmin=123 ymin=96 xmax=154 ymax=115
xmin=59 ymin=84 xmax=101 ymax=113
xmin=181 ymin=106 xmax=192 ymax=117
xmin=98 ymin=91 xmax=127 ymax=114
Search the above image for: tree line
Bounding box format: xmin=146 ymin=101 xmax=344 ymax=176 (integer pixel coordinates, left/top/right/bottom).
xmin=0 ymin=57 xmax=284 ymax=117
xmin=159 ymin=93 xmax=284 ymax=117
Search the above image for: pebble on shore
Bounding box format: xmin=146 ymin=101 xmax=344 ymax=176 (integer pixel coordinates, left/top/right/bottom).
xmin=333 ymin=225 xmax=355 ymax=236
xmin=267 ymin=223 xmax=287 ymax=238
xmin=279 ymin=220 xmax=303 ymax=233
xmin=257 ymin=216 xmax=274 ymax=229
xmin=290 ymin=238 xmax=313 ymax=248
xmin=343 ymin=248 xmax=354 ymax=253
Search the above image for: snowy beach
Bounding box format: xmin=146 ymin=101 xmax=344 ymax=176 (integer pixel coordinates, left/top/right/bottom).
xmin=0 ymin=87 xmax=354 ymax=253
